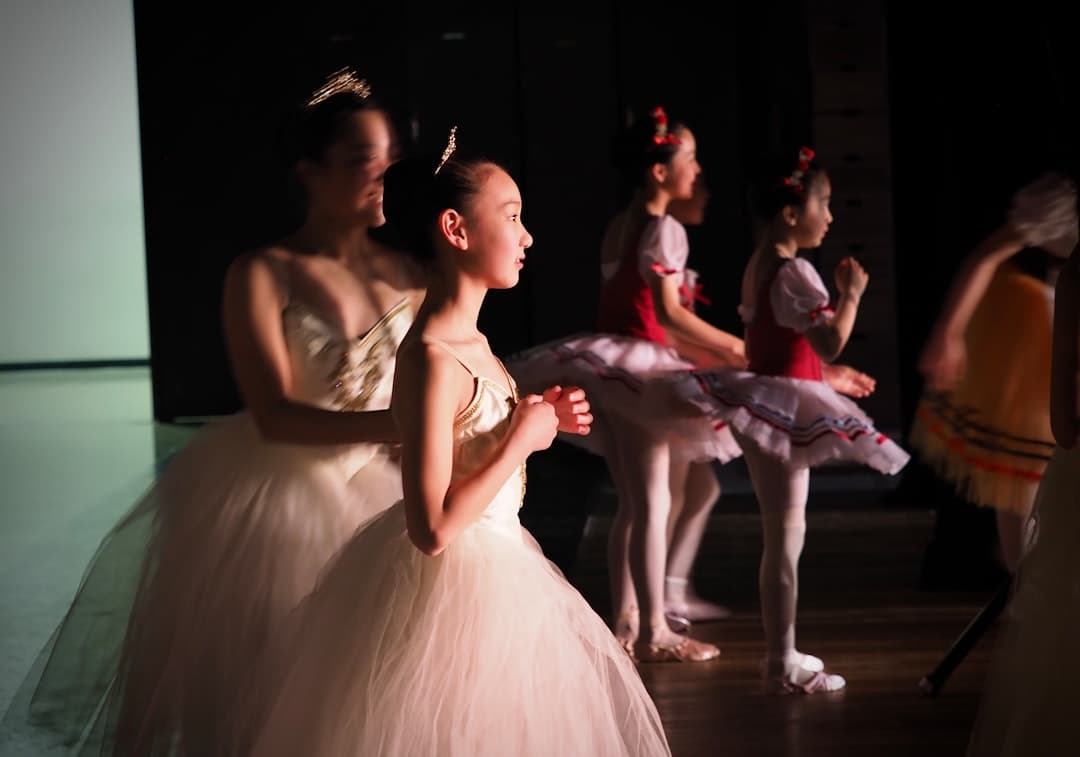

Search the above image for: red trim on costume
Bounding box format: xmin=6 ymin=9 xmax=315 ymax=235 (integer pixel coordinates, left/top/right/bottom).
xmin=917 ymin=412 xmax=1046 ymax=481
xmin=692 ymin=375 xmax=881 ymax=447
xmin=684 ymin=283 xmax=712 ymax=307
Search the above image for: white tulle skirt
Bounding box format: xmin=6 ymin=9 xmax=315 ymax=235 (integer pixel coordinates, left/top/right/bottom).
xmin=113 ymin=413 xmax=404 ymax=755
xmin=966 ymin=443 xmax=1080 ymax=756
xmin=244 ymin=504 xmax=671 ymax=757
xmin=507 ymin=333 xmax=743 ymax=464
xmin=2 ymin=412 xmax=403 ymax=757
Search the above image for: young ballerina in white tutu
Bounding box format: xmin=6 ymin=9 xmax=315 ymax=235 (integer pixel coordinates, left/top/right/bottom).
xmin=244 ymin=130 xmax=671 ymax=757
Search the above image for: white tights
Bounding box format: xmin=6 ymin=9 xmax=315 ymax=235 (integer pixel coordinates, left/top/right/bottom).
xmin=737 ymin=433 xmax=844 ymax=691
xmin=603 ymin=429 xmax=721 ymax=644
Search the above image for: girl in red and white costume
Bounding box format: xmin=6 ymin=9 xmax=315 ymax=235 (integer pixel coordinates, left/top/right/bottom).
xmin=672 ymin=148 xmax=910 ymax=692
xmin=511 ymin=108 xmax=747 ymax=662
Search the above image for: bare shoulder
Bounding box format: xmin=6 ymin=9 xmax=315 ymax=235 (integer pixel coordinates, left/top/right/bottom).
xmin=396 ymin=333 xmax=456 ymax=382
xmin=394 ymin=333 xmax=470 ymax=408
xmin=221 ymin=246 xmax=295 ymax=315
xmin=225 ymin=245 xmax=290 ymax=285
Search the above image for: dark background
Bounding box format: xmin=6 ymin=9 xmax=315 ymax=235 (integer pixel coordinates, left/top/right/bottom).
xmin=133 ymin=0 xmax=1079 ymax=436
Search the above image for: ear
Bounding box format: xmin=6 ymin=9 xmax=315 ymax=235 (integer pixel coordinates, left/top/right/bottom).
xmin=648 ymin=162 xmax=668 ymax=186
xmin=781 ymin=204 xmax=800 ymax=227
xmin=438 ymin=209 xmax=468 ymax=251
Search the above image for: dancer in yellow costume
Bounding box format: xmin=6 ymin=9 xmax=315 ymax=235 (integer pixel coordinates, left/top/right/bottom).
xmin=912 ymin=172 xmax=1077 ymax=573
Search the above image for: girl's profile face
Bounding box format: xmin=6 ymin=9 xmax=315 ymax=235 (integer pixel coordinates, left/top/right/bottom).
xmin=661 ymin=127 xmax=701 ymax=202
xmin=460 ymin=166 xmax=534 ymax=290
xmin=791 ymin=173 xmax=832 ymax=248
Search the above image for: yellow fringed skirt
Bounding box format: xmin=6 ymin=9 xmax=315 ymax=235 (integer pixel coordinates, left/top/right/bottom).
xmin=910 ymin=263 xmax=1056 ymax=515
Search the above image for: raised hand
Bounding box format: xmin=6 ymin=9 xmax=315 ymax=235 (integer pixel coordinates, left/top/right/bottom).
xmin=918 ymin=332 xmax=967 ymax=392
xmin=542 ymin=385 xmax=593 ymax=436
xmin=834 ymin=257 xmax=869 ymax=301
xmin=509 ymin=394 xmax=559 ymax=452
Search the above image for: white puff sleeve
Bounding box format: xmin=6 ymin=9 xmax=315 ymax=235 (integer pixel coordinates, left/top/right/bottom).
xmin=770 ymin=258 xmax=834 ymax=333
xmin=638 ymin=215 xmax=690 ymax=279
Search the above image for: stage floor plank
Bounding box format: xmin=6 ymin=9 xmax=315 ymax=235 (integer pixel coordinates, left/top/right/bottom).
xmin=537 ymin=464 xmax=1000 ymax=757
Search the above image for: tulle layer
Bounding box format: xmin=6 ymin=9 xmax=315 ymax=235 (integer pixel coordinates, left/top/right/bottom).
xmin=2 ymin=413 xmax=402 ymax=756
xmin=508 ymin=334 xmax=742 ymax=464
xmin=664 ymin=370 xmax=910 ymax=474
xmin=245 ymin=504 xmax=671 ymax=757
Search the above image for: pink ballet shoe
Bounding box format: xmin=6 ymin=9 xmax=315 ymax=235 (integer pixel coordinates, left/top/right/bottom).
xmin=633 ymin=635 xmax=721 ymax=663
xmin=763 ymin=653 xmax=846 ymax=695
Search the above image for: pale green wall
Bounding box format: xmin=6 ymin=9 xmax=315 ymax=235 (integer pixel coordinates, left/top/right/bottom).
xmin=0 ymin=0 xmax=149 ymax=363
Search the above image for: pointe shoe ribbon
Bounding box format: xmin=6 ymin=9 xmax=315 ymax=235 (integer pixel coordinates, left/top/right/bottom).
xmin=780 ymin=670 xmax=845 ymax=694
xmin=766 ymin=662 xmax=846 ymax=695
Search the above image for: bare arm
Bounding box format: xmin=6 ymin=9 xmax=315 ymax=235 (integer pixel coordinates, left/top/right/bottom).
xmin=651 ymin=275 xmax=747 ymax=367
xmin=395 ymin=342 xmax=557 ymax=556
xmin=221 ymin=252 xmax=397 ymax=444
xmin=937 ymin=226 xmax=1024 ymax=336
xmin=1051 ymin=261 xmax=1079 ymax=448
xmin=665 ymin=331 xmax=747 ymax=370
xmin=919 ymin=224 xmax=1026 ymax=389
xmin=802 ymin=257 xmax=868 ymax=363
xmin=805 ymin=292 xmax=859 ymax=363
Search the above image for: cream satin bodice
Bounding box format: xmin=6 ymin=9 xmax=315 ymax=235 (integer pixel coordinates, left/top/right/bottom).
xmin=434 ymin=342 xmax=527 ymax=540
xmin=281 ymin=297 xmax=412 ymax=413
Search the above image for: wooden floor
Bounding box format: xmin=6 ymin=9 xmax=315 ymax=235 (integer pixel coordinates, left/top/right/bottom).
xmin=523 ymin=445 xmax=1002 ymax=757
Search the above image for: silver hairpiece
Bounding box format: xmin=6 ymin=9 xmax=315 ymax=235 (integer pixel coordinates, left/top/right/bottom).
xmin=434 ymin=126 xmax=458 ymax=175
xmin=306 ymin=68 xmax=372 ymax=108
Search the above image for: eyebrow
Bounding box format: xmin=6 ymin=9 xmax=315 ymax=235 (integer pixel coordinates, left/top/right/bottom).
xmin=499 ymin=200 xmax=522 ymax=210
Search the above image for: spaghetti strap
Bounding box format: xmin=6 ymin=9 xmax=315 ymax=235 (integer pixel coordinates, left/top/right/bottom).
xmin=494 ymin=357 xmax=519 ymax=402
xmin=423 ymin=337 xmax=479 ymax=378
xmin=424 ymin=338 xmax=517 ymax=401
